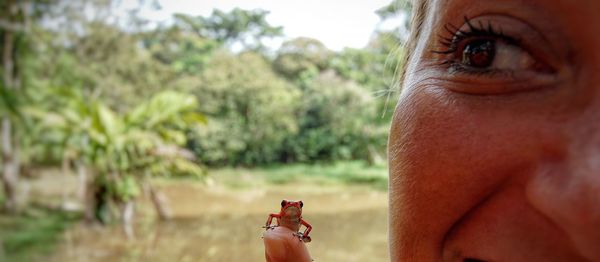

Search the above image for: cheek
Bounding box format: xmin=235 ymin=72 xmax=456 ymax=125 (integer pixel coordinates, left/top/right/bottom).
xmin=388 ymin=86 xmax=558 ymax=259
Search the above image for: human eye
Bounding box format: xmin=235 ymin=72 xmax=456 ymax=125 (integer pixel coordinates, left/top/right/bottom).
xmin=431 ymin=16 xmax=559 ymax=94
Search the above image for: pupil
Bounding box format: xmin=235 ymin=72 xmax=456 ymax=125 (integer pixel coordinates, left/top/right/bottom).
xmin=462 ymin=39 xmax=495 ymax=68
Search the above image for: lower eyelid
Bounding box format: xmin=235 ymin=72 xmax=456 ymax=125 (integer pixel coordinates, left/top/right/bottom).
xmin=433 ymin=66 xmax=560 ymax=95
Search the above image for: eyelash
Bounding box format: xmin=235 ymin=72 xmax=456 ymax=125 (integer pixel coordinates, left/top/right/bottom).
xmin=433 ymin=16 xmax=521 ymax=72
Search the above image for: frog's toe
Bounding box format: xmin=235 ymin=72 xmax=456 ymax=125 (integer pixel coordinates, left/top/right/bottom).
xmin=262 ymin=225 xmax=277 ymax=230
xmin=303 ymin=236 xmax=312 ymax=243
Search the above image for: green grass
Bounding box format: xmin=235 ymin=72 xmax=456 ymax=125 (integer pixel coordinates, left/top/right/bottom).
xmin=0 ymin=207 xmax=80 ymax=262
xmin=207 ymin=161 xmax=388 ymax=190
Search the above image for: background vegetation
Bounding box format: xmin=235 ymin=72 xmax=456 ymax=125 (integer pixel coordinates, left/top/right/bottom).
xmin=0 ymin=0 xmax=409 ymax=260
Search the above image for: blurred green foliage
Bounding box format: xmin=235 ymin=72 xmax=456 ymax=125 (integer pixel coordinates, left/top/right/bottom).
xmin=173 ymin=8 xmax=283 ymax=50
xmin=208 ymin=160 xmax=388 ymax=191
xmin=10 ymin=0 xmax=404 ymax=170
xmin=188 ymin=51 xmax=301 ymax=165
xmin=0 ymin=206 xmax=79 ymax=262
xmin=1 ymin=0 xmax=405 ymax=220
xmin=27 ymin=88 xmax=205 ymax=187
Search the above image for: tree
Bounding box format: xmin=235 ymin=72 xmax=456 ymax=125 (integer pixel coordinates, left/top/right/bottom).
xmin=375 ymin=0 xmax=412 ymax=41
xmin=1 ymin=0 xmax=28 ymax=213
xmin=68 ymin=22 xmax=176 ymax=112
xmin=29 ymin=89 xmax=205 ymax=237
xmin=141 ymin=25 xmax=220 ymax=75
xmin=0 ymin=0 xmax=91 ymax=212
xmin=376 ymin=0 xmax=411 ymax=20
xmin=174 ymin=8 xmax=283 ymax=51
xmin=187 ymin=51 xmax=300 ymax=165
xmin=330 ymin=31 xmax=405 ymax=124
xmin=273 ymin=37 xmax=332 ymax=80
xmin=281 ymin=71 xmax=383 ymax=163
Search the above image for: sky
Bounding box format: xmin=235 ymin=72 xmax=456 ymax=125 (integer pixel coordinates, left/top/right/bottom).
xmin=133 ymin=0 xmax=396 ymax=51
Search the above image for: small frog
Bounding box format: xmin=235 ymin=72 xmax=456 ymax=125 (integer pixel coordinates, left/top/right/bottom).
xmin=263 ymin=199 xmax=313 ymax=242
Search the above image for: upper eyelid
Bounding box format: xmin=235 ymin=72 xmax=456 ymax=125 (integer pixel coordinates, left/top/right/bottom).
xmin=422 ymin=14 xmax=566 ymax=93
xmin=432 ymin=17 xmax=520 ymax=55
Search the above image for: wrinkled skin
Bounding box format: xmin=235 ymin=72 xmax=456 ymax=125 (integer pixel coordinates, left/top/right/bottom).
xmin=388 ymin=0 xmax=600 ymax=261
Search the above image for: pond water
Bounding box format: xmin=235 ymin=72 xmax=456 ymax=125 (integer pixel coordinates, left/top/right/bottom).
xmin=46 ymin=183 xmax=389 ymax=261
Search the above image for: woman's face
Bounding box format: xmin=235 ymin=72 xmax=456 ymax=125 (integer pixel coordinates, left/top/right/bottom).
xmin=388 ymin=0 xmax=600 ymax=261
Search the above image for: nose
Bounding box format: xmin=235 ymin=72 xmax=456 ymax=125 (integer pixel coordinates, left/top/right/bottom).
xmin=527 ymin=89 xmax=600 ymax=261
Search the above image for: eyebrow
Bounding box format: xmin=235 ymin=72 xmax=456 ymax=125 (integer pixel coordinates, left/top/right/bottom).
xmin=427 ymin=0 xmax=564 ymax=48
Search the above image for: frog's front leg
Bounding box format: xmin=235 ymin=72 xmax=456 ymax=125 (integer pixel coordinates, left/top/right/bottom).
xmin=293 ymin=231 xmax=311 ymax=243
xmin=298 ymin=219 xmax=313 ymax=242
xmin=263 ymin=213 xmax=280 ymax=230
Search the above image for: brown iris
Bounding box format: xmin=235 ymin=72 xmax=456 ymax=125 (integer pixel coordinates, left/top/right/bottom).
xmin=462 ymin=39 xmax=495 ymax=68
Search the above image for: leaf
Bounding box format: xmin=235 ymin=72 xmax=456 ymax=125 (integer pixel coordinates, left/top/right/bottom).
xmin=94 ymin=103 xmax=123 ymax=142
xmin=183 ymin=112 xmax=207 ymax=125
xmin=0 ymin=82 xmax=21 ymax=118
xmin=115 ymin=176 xmax=140 ymax=201
xmin=160 ymin=129 xmax=186 ymax=145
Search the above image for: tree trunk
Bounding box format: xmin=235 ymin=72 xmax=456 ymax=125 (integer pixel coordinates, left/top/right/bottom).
xmin=77 ymin=163 xmax=100 ymax=223
xmin=76 ymin=160 xmax=88 ymax=203
xmin=149 ymin=183 xmax=172 ymax=220
xmin=367 ymin=145 xmax=384 ymax=166
xmin=1 ymin=6 xmax=19 ymax=213
xmin=79 ymin=165 xmax=98 ymax=223
xmin=83 ymin=172 xmax=97 ymax=223
xmin=2 ymin=118 xmax=19 ymax=213
xmin=61 ymin=154 xmax=70 ymax=176
xmin=121 ymin=200 xmax=135 ymax=240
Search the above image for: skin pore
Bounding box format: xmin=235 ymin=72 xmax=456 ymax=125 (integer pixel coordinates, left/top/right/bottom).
xmin=388 ymin=0 xmax=600 ymax=261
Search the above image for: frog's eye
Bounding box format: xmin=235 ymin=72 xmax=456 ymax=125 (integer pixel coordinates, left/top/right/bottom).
xmin=299 ymin=201 xmax=303 ymax=208
xmin=281 ymin=200 xmax=288 ymax=207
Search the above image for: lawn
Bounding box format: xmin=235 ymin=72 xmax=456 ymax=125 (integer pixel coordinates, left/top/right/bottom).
xmin=203 ymin=160 xmax=388 ymax=190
